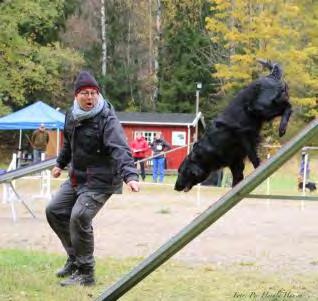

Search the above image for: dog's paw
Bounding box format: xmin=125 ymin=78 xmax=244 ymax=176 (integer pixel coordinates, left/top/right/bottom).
xmin=279 ymin=127 xmax=286 ymax=137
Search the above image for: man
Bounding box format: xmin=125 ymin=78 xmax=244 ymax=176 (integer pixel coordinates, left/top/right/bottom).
xmin=46 ymin=70 xmax=140 ymax=287
xmin=130 ymin=132 xmax=149 ymax=181
xmin=150 ymin=132 xmax=171 ymax=183
xmin=31 ymin=123 xmax=49 ymax=162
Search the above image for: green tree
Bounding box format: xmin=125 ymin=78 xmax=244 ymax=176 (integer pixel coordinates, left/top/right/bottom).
xmin=158 ymin=0 xmax=219 ymax=117
xmin=61 ymin=0 xmax=153 ymax=111
xmin=0 ymin=0 xmax=84 ymax=114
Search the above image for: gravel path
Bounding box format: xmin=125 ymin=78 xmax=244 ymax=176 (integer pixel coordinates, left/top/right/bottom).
xmin=1 ymin=182 xmax=318 ymax=274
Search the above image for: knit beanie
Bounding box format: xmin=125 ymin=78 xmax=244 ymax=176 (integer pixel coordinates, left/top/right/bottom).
xmin=74 ymin=71 xmax=100 ymax=95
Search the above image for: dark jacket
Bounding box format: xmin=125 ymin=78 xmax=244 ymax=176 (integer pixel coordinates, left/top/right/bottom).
xmin=150 ymin=138 xmax=171 ymax=159
xmin=31 ymin=130 xmax=49 ymax=151
xmin=56 ymin=102 xmax=138 ymax=193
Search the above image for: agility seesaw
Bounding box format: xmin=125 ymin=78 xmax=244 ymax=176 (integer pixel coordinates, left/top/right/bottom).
xmin=95 ymin=119 xmax=318 ymax=301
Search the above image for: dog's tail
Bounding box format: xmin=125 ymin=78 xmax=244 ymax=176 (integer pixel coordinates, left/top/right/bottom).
xmin=257 ymin=59 xmax=283 ymax=80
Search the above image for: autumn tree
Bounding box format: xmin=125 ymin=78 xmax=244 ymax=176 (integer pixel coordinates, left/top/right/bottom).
xmin=206 ymin=0 xmax=318 ymax=121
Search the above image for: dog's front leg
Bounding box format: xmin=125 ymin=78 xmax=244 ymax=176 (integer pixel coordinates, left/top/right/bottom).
xmin=247 ymin=151 xmax=260 ymax=169
xmin=229 ymin=160 xmax=245 ymax=187
xmin=279 ymin=105 xmax=292 ymax=137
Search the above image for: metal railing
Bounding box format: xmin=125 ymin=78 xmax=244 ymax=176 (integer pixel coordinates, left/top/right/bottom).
xmin=136 ymin=143 xmax=193 ymax=164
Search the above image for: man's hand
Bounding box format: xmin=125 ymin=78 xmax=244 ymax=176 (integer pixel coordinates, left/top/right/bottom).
xmin=127 ymin=180 xmax=140 ymax=192
xmin=52 ymin=166 xmax=62 ymax=178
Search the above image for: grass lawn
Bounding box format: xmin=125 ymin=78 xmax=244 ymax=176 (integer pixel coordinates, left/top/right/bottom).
xmin=1 ymin=249 xmax=318 ymax=301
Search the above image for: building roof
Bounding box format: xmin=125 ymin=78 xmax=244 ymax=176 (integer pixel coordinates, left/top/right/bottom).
xmin=116 ymin=111 xmax=205 ymax=127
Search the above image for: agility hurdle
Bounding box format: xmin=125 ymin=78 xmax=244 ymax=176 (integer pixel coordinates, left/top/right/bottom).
xmin=96 ymin=119 xmax=318 ymax=301
xmin=0 ymin=157 xmax=57 ymax=221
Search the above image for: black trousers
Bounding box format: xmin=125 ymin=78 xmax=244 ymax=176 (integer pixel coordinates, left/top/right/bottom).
xmin=46 ymin=180 xmax=111 ymax=271
xmin=134 ymin=157 xmax=145 ymax=180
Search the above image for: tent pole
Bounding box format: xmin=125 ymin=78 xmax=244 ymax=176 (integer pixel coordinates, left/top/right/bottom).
xmin=19 ymin=129 xmax=22 ymax=150
xmin=56 ymin=128 xmax=60 ymax=156
xmin=17 ymin=129 xmax=22 ymax=168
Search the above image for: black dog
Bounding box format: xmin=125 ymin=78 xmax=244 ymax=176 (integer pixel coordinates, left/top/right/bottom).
xmin=298 ymin=181 xmax=317 ymax=192
xmin=175 ymin=60 xmax=292 ymax=192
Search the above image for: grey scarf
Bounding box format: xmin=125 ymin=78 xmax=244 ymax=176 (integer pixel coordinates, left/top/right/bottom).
xmin=72 ymin=94 xmax=105 ymax=121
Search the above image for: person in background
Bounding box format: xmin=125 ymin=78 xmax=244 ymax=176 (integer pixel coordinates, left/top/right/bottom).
xmin=150 ymin=132 xmax=171 ymax=183
xmin=298 ymin=150 xmax=316 ymax=191
xmin=31 ymin=123 xmax=49 ymax=162
xmin=299 ymin=151 xmax=310 ymax=180
xmin=130 ymin=132 xmax=149 ymax=181
xmin=46 ymin=70 xmax=140 ymax=287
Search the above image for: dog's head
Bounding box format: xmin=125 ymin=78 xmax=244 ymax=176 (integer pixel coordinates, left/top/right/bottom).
xmin=174 ymin=156 xmax=209 ymax=192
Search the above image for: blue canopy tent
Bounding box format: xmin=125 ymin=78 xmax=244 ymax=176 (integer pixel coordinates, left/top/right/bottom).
xmin=0 ymin=101 xmax=65 ymax=156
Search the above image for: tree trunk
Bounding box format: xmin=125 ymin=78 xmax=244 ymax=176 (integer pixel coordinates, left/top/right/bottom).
xmin=127 ymin=7 xmax=134 ymax=102
xmin=148 ymin=0 xmax=153 ymax=73
xmin=100 ymin=0 xmax=107 ymax=77
xmin=229 ymin=0 xmax=236 ymax=61
xmin=152 ymin=0 xmax=161 ymax=110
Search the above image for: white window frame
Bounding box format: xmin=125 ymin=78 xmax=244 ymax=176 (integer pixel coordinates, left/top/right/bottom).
xmin=140 ymin=131 xmax=156 ymax=144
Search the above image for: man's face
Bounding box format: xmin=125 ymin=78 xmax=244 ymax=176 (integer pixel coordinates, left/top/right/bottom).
xmin=76 ymin=88 xmax=99 ymax=111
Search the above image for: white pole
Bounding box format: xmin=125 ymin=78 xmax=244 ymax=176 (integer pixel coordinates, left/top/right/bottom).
xmin=302 ymin=153 xmax=309 ymax=195
xmin=19 ymin=129 xmax=22 ymax=150
xmin=187 ymin=125 xmax=191 ymax=154
xmin=17 ymin=129 xmax=22 ymax=168
xmin=266 ymin=152 xmax=271 ymax=207
xmin=10 ymin=196 xmax=17 ymax=222
xmin=195 ymin=82 xmax=202 ymax=142
xmin=56 ymin=128 xmax=60 ymax=156
xmin=195 ymin=90 xmax=199 ymax=141
xmin=196 ymin=184 xmax=201 ymax=207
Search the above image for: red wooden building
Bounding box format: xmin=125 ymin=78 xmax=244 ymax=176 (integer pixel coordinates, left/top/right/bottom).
xmin=116 ymin=112 xmax=205 ymax=170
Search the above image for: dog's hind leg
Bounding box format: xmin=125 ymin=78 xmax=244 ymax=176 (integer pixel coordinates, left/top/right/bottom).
xmin=229 ymin=160 xmax=245 ymax=187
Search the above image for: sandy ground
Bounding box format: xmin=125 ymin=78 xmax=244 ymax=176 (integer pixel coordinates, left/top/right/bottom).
xmin=1 ymin=180 xmax=318 ymax=274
